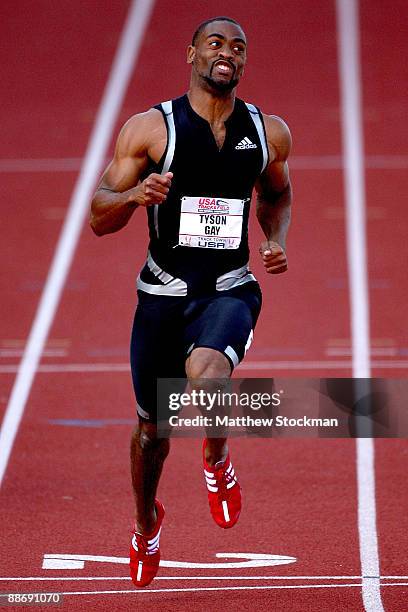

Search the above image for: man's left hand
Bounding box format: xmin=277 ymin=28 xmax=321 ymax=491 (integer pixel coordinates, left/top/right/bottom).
xmin=259 ymin=240 xmax=288 ymax=274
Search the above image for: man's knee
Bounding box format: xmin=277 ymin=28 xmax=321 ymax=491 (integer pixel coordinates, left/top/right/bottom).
xmin=186 ymin=347 xmax=231 ymax=380
xmin=132 ymin=421 xmax=170 ymax=458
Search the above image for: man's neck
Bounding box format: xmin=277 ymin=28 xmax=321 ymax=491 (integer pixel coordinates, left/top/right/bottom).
xmin=187 ymin=86 xmax=236 ymax=125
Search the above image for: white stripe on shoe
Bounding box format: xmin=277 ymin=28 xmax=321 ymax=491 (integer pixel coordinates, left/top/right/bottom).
xmin=131 ymin=535 xmax=138 ymax=552
xmin=132 ymin=528 xmax=162 ymax=555
xmin=136 ymin=561 xmax=143 ymax=582
xmin=147 ymin=529 xmax=161 ymax=553
xmin=205 ymin=476 xmax=217 ymax=485
xmin=205 ymin=460 xmax=238 ymax=493
xmin=222 ymin=501 xmax=230 ymax=523
xmin=148 ymin=530 xmax=161 ymax=545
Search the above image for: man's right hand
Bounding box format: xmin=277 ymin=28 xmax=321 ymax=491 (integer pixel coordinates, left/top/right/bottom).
xmin=90 ymin=109 xmax=170 ymax=235
xmin=134 ymin=172 xmax=173 ymax=207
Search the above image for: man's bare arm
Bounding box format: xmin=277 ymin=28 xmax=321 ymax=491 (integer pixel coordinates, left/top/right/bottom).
xmin=90 ymin=109 xmax=171 ymax=236
xmin=255 ymin=115 xmax=292 ymax=274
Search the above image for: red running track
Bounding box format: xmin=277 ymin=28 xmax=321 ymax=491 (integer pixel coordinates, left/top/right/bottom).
xmin=0 ymin=1 xmax=407 ymax=610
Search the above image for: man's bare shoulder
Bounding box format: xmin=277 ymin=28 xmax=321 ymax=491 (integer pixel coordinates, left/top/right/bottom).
xmin=123 ymin=107 xmax=163 ymax=133
xmin=262 ymin=114 xmax=292 ymax=162
xmin=116 ymin=108 xmax=166 ymax=158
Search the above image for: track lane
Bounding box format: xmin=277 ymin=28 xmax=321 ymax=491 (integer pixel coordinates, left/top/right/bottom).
xmin=361 ymin=0 xmax=408 ymax=377
xmin=1 ymin=174 xmax=75 ymax=352
xmin=359 ymin=1 xmax=408 ymax=609
xmin=0 ymin=0 xmax=131 ymax=407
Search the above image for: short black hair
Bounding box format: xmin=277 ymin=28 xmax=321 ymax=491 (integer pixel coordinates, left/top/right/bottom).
xmin=191 ymin=16 xmax=243 ymax=46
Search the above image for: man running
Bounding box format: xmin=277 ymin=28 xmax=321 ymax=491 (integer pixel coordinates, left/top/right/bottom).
xmin=90 ymin=16 xmax=292 ymax=588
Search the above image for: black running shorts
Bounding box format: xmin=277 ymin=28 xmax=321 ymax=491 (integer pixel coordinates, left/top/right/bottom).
xmin=130 ymin=282 xmax=262 ymax=422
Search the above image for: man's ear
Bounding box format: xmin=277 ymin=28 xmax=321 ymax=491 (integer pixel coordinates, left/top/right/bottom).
xmin=187 ymin=45 xmax=195 ymax=64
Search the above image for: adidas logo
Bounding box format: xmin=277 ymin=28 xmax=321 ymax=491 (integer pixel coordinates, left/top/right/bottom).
xmin=235 ymin=137 xmax=257 ymax=150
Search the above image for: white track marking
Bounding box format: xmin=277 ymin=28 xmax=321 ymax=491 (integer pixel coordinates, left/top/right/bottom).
xmin=56 ymin=583 xmax=407 ymax=595
xmin=357 ymin=437 xmax=384 ymax=610
xmin=0 ymin=575 xmax=387 ymax=581
xmin=0 ymin=0 xmax=155 ymax=488
xmin=326 ymin=348 xmax=396 ymax=357
xmin=42 ymin=552 xmax=296 ymax=570
xmin=289 ymin=155 xmax=408 ymax=170
xmin=0 ymin=159 xmax=84 ymax=172
xmin=1 ymin=577 xmax=406 ymax=597
xmin=2 ymin=155 xmax=408 ymax=172
xmin=336 ymin=2 xmax=383 ymax=611
xmin=239 ymin=361 xmax=399 ymax=371
xmin=336 ymin=0 xmax=370 ymax=379
xmin=36 ymin=585 xmax=387 ymax=595
xmin=1 ymin=359 xmax=408 ymax=375
xmin=8 ymin=583 xmax=401 ymax=596
xmin=0 ymin=349 xmax=67 ymax=358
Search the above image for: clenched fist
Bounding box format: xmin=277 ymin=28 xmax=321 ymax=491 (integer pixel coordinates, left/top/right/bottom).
xmin=259 ymin=240 xmax=288 ymax=274
xmin=135 ymin=172 xmax=173 ymax=207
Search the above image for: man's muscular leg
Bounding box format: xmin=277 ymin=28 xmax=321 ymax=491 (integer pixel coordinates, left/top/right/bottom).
xmin=131 ymin=348 xmax=230 ymax=531
xmin=185 ymin=347 xmax=231 ymax=466
xmin=130 ymin=421 xmax=169 ymax=533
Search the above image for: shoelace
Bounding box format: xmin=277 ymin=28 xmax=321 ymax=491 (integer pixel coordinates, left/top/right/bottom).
xmin=214 ymin=463 xmax=236 ymax=503
xmin=133 ymin=532 xmax=149 ymax=555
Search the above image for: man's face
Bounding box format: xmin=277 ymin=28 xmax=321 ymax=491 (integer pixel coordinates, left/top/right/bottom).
xmin=188 ymin=21 xmax=247 ymax=93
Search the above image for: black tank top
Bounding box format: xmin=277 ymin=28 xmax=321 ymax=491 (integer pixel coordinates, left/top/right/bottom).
xmin=137 ymin=94 xmax=268 ymax=298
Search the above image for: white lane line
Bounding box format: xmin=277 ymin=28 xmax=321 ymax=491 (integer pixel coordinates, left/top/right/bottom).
xmin=48 ymin=585 xmax=366 ymax=595
xmin=2 ymin=155 xmax=408 ymax=172
xmin=336 ymin=0 xmax=370 ymax=379
xmin=2 ymin=359 xmax=407 ymax=375
xmin=326 ymin=348 xmax=397 ymax=357
xmin=357 ymin=437 xmax=384 ymax=610
xmin=0 ymin=575 xmax=370 ymax=581
xmin=42 ymin=583 xmax=408 ymax=594
xmin=0 ymin=349 xmax=68 ymax=358
xmin=290 ymin=155 xmax=408 ymax=170
xmin=18 ymin=583 xmax=403 ymax=596
xmin=336 ymin=2 xmax=383 ymax=612
xmin=0 ymin=158 xmax=84 ymax=172
xmin=0 ymin=0 xmax=156 ymax=488
xmin=1 ymin=359 xmax=408 ymax=374
xmin=239 ymin=360 xmax=404 ymax=370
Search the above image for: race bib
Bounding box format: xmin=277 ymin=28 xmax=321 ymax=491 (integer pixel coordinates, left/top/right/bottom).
xmin=178 ymin=196 xmax=245 ymax=249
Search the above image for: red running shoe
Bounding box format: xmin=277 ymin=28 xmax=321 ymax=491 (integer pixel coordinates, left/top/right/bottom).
xmin=202 ymin=440 xmax=241 ymax=528
xmin=129 ymin=499 xmax=165 ymax=587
